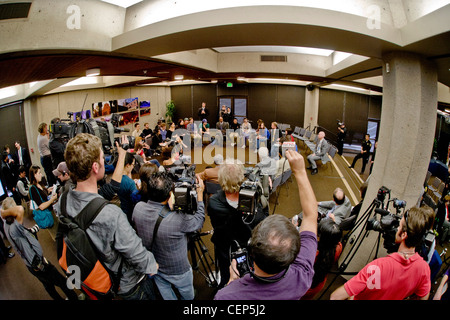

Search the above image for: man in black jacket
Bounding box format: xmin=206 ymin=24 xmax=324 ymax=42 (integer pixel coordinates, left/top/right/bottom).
xmin=197 ymin=102 xmax=209 ymax=121
xmin=13 ymin=141 xmax=31 ymax=175
xmin=207 ymin=160 xmax=268 ymax=288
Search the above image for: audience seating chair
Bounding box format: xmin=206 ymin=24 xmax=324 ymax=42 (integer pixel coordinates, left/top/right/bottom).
xmin=425 ymin=171 xmax=432 ymax=186
xmin=434 ymin=181 xmax=445 ymax=200
xmin=429 ymin=177 xmax=442 ymax=194
xmin=323 ymin=145 xmax=337 ymax=173
xmin=423 ymin=192 xmax=438 ymax=211
xmin=292 ymin=126 xmax=301 ymax=139
xmin=280 ymin=168 xmax=292 ymax=193
xmin=269 ymin=174 xmax=282 ymax=205
xmin=301 ymin=130 xmax=312 ymax=148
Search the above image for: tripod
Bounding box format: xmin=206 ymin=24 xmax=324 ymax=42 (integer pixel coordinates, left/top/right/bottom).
xmin=317 ymin=197 xmax=384 ymax=299
xmin=188 ymin=230 xmax=219 ymax=288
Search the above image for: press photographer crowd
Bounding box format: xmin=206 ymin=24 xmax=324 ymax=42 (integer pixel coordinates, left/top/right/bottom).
xmin=0 ymin=104 xmax=449 ymax=301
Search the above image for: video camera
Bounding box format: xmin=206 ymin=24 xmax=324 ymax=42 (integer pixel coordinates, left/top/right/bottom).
xmin=168 ymin=164 xmax=198 ymax=215
xmin=366 ymin=187 xmax=406 ymax=253
xmin=238 ymin=167 xmax=263 ymax=217
xmin=49 ymin=112 xmax=133 ymax=165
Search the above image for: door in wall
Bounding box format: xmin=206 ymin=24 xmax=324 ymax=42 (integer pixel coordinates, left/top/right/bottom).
xmin=218 ymin=96 xmax=247 ymax=124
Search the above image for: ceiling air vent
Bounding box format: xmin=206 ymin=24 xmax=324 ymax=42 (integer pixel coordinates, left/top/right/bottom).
xmin=260 ymin=55 xmax=287 ymax=62
xmin=0 ymin=2 xmax=32 ymax=21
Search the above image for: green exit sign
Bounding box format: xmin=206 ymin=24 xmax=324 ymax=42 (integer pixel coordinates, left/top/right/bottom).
xmin=227 ymin=82 xmax=233 ymax=88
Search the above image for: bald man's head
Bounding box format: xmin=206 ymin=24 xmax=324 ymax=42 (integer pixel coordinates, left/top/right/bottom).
xmin=333 ymin=188 xmax=346 ymax=205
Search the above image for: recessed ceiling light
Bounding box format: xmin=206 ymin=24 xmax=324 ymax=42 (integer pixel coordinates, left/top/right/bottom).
xmin=0 ymin=86 xmax=17 ymax=99
xmin=62 ymin=77 xmax=99 ymax=87
xmin=86 ymin=68 xmax=100 ymax=77
xmin=174 ymin=75 xmax=184 ymax=80
xmin=101 ymin=0 xmax=143 ymax=8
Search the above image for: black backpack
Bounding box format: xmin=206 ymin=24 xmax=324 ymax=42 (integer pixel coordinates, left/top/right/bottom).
xmin=56 ymin=191 xmax=122 ymax=300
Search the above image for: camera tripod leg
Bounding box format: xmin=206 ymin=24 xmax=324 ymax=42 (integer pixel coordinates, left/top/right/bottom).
xmin=189 ymin=237 xmax=218 ymax=288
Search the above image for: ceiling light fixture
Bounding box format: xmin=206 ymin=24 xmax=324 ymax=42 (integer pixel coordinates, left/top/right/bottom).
xmin=174 ymin=75 xmax=184 ymax=80
xmin=331 ymin=84 xmax=368 ymax=92
xmin=0 ymin=86 xmax=17 ymax=100
xmin=61 ymin=77 xmax=99 ymax=87
xmin=86 ymin=68 xmax=100 ymax=77
xmin=101 ymin=0 xmax=143 ymax=8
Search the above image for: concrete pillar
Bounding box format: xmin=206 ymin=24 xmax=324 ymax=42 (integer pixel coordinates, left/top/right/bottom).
xmin=304 ymin=86 xmax=319 ymax=130
xmin=339 ymin=52 xmax=437 ymax=278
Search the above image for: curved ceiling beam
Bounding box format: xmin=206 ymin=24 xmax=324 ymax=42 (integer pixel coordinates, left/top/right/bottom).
xmin=112 ymin=6 xmax=404 ymax=59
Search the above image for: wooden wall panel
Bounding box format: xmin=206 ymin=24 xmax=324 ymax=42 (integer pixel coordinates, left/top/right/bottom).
xmin=276 ymin=85 xmax=305 ymax=128
xmin=248 ymin=84 xmax=277 ymax=127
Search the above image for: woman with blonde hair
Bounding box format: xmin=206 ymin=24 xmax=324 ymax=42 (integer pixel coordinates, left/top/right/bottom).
xmin=207 ymin=159 xmax=268 ymax=288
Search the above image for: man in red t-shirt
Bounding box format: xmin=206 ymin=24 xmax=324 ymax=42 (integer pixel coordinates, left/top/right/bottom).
xmin=331 ymin=206 xmax=431 ymax=300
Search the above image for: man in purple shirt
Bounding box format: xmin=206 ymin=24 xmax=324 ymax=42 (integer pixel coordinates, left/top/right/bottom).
xmin=214 ymin=149 xmax=318 ymax=300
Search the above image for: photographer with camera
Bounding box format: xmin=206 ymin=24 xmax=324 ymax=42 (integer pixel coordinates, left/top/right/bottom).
xmin=330 ymin=206 xmax=432 ymax=300
xmin=214 ymin=150 xmax=318 ymax=300
xmin=49 ymin=118 xmax=66 ymax=170
xmin=132 ymin=172 xmax=205 ymax=300
xmin=1 ymin=197 xmax=79 ymax=300
xmin=55 ymin=133 xmax=158 ymax=300
xmin=207 ymin=159 xmax=269 ymax=289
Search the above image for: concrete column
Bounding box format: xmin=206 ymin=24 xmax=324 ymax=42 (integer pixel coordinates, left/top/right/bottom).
xmin=304 ymin=86 xmax=319 ymax=130
xmin=339 ymin=52 xmax=437 ymax=278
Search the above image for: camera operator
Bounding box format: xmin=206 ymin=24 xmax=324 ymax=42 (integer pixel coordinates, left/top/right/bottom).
xmin=132 ymin=172 xmax=205 ymax=300
xmin=1 ymin=197 xmax=79 ymax=300
xmin=207 ymin=159 xmax=269 ymax=289
xmin=330 ymin=206 xmax=432 ymax=300
xmin=214 ymin=150 xmax=318 ymax=300
xmin=337 ymin=121 xmax=347 ymax=155
xmin=49 ymin=118 xmax=66 ymax=170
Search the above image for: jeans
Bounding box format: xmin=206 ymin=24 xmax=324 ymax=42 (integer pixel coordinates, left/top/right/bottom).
xmin=28 ymin=261 xmax=78 ymax=300
xmin=118 ymin=276 xmax=156 ymax=300
xmin=154 ymin=268 xmax=194 ymax=300
xmin=40 ymin=155 xmax=56 ymax=186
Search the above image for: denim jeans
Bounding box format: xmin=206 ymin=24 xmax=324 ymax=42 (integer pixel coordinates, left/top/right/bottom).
xmin=118 ymin=276 xmax=156 ymax=300
xmin=154 ymin=268 xmax=194 ymax=300
xmin=28 ymin=261 xmax=78 ymax=300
